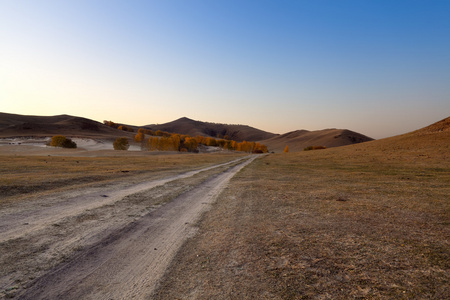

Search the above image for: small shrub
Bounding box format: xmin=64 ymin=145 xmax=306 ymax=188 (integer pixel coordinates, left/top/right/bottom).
xmin=113 ymin=137 xmax=129 ymax=150
xmin=118 ymin=125 xmax=134 ymax=132
xmin=50 ymin=135 xmax=66 ymax=147
xmin=103 ymin=120 xmax=119 ymax=129
xmin=61 ymin=139 xmax=77 ymax=148
xmin=304 ymin=146 xmax=327 ymax=151
xmin=50 ymin=135 xmax=77 ymax=148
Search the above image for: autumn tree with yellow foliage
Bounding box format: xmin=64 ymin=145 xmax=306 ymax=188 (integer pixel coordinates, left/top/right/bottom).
xmin=183 ymin=137 xmax=199 ymax=152
xmin=141 ymin=129 xmax=268 ymax=153
xmin=135 ymin=132 xmax=145 ymax=142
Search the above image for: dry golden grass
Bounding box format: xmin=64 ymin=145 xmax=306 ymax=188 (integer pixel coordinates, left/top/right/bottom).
xmin=0 ymin=152 xmax=246 ymax=204
xmin=1 ymin=118 xmax=448 ymax=298
xmin=154 ymin=130 xmax=449 ymax=299
xmin=260 ymin=128 xmax=373 ymax=153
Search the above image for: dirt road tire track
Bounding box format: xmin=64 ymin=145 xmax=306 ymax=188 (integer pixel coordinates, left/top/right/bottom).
xmin=17 ymin=155 xmax=258 ymax=299
xmin=0 ymin=156 xmax=247 ymax=244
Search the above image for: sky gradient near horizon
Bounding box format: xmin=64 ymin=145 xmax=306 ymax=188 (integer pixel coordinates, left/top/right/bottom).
xmin=1 ymin=0 xmax=449 ymax=139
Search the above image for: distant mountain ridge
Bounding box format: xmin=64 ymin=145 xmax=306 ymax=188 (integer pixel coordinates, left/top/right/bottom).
xmin=0 ymin=113 xmax=375 ymax=151
xmin=146 ymin=117 xmax=374 ymax=152
xmin=145 ymin=117 xmax=277 ymax=142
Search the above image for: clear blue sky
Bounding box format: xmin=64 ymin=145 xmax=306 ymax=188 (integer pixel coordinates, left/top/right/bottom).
xmin=1 ymin=0 xmax=449 ymax=138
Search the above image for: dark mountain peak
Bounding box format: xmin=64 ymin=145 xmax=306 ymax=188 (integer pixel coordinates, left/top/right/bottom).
xmin=177 ymin=117 xmax=195 ymax=122
xmin=146 ymin=117 xmax=276 ymax=142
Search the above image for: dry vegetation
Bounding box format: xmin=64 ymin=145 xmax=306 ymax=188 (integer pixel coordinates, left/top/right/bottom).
xmin=1 ymin=116 xmax=448 ymax=299
xmin=260 ymin=128 xmax=373 ymax=153
xmin=0 ymin=152 xmax=246 ymax=205
xmin=154 ymin=129 xmax=449 ymax=299
xmin=0 ymin=113 xmax=134 ymax=139
xmin=144 ymin=117 xmax=277 ymax=142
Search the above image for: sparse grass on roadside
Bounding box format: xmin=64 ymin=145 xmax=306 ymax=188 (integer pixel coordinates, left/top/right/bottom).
xmin=154 ymin=133 xmax=450 ymax=299
xmin=0 ymin=152 xmax=246 ymax=204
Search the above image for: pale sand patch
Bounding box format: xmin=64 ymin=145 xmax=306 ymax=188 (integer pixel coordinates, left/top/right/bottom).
xmin=71 ymin=138 xmax=141 ymax=151
xmin=0 ymin=137 xmax=141 ymax=155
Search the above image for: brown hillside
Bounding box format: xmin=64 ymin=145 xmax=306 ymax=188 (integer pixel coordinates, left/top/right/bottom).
xmin=412 ymin=116 xmax=450 ymax=134
xmin=146 ymin=117 xmax=277 ymax=142
xmin=153 ymin=117 xmax=450 ymax=299
xmin=316 ymin=116 xmax=450 ymax=164
xmin=0 ymin=113 xmax=132 ymax=139
xmin=260 ymin=128 xmax=374 ymax=153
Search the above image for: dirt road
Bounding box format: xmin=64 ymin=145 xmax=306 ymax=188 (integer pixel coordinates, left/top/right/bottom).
xmin=1 ymin=155 xmax=258 ymax=299
xmin=0 ymin=156 xmax=247 ymax=243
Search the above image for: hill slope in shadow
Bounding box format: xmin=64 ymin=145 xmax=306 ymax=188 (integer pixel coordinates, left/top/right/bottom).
xmin=0 ymin=113 xmax=131 ymax=139
xmin=145 ymin=117 xmax=277 ymax=142
xmin=260 ymin=128 xmax=374 ymax=152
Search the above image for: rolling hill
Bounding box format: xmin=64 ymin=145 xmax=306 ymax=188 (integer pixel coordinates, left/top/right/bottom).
xmin=146 ymin=117 xmax=375 ymax=152
xmin=304 ymin=116 xmax=450 ymax=165
xmin=259 ymin=128 xmax=374 ymax=152
xmin=0 ymin=113 xmax=133 ymax=139
xmin=411 ymin=116 xmax=450 ymax=134
xmin=145 ymin=117 xmax=277 ymax=142
xmin=352 ymin=116 xmax=450 ymax=160
xmin=1 ymin=113 xmax=376 ymax=151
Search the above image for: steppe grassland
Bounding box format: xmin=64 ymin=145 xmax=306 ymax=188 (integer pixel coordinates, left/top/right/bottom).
xmin=154 ymin=132 xmax=449 ymax=299
xmin=0 ymin=152 xmax=247 ymax=204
